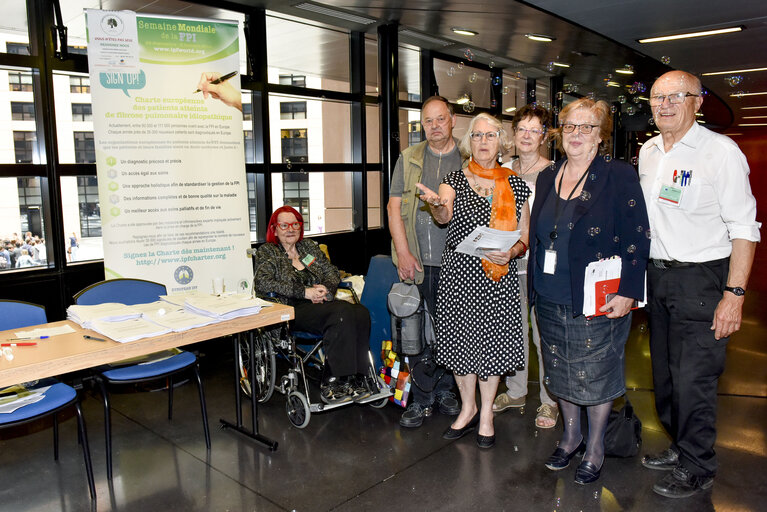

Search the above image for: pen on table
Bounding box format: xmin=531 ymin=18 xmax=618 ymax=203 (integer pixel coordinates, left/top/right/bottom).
xmin=83 ymin=335 xmax=107 ymax=342
xmin=6 ymin=336 xmax=48 ymax=340
xmin=0 ymin=342 xmax=37 ymax=347
xmin=193 ymin=71 xmax=238 ymax=93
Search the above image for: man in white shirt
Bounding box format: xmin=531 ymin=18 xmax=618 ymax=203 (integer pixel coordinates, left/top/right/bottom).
xmin=638 ymin=70 xmax=760 ymax=499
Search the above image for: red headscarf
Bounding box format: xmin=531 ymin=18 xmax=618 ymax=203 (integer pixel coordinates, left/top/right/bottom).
xmin=265 ymin=205 xmax=305 ymax=245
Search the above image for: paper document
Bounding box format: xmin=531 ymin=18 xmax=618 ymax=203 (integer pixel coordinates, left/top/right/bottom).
xmin=184 ymin=293 xmax=264 ymax=320
xmin=67 ymin=303 xmax=142 ymax=328
xmin=89 ymin=317 xmax=172 ymax=343
xmin=454 ymin=226 xmax=521 ymax=259
xmin=0 ymin=385 xmax=51 ymax=414
xmin=14 ymin=325 xmax=76 ymax=338
xmin=583 ymin=257 xmax=646 ymax=317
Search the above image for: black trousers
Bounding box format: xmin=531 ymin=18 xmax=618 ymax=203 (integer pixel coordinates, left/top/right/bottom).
xmin=410 ymin=265 xmax=455 ymax=407
xmin=292 ymin=300 xmax=371 ymax=378
xmin=646 ymin=258 xmax=730 ymax=478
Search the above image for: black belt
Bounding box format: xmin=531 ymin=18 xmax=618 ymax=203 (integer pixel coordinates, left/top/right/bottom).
xmin=650 ymin=257 xmax=728 ymax=269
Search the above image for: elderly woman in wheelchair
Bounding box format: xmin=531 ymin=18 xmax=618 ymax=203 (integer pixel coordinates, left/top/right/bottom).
xmin=254 ymin=205 xmax=375 ymax=406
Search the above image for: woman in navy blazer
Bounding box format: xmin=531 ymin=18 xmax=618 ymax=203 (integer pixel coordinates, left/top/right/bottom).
xmin=527 ymin=98 xmax=649 ymax=484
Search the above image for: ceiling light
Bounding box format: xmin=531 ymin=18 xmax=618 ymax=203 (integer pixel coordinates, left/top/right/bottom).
xmin=742 ymin=105 xmax=767 ymax=109
xmin=743 ymin=115 xmax=767 ymax=119
xmin=451 ymin=27 xmax=478 ymax=36
xmin=606 ymin=82 xmax=621 ymax=87
xmin=615 ymin=67 xmax=634 ymax=75
xmin=526 ymin=33 xmax=555 ymax=43
xmin=638 ymin=26 xmax=743 ymax=44
xmin=504 ymin=107 xmax=517 ymax=112
xmin=457 ymin=94 xmax=470 ymax=105
xmin=702 ymin=67 xmax=767 ymax=76
xmin=730 ymin=91 xmax=767 ymax=97
xmin=724 ymin=133 xmax=743 ymax=136
xmin=294 ymin=2 xmax=376 ymax=25
xmin=738 ymin=123 xmax=767 ymax=126
xmin=695 ymin=112 xmax=703 ymax=117
xmin=552 ymin=62 xmax=570 ymax=68
xmin=697 ymin=120 xmax=705 ymax=124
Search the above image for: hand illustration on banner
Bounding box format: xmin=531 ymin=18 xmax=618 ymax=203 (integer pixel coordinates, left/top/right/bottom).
xmin=196 ymin=71 xmax=242 ymax=112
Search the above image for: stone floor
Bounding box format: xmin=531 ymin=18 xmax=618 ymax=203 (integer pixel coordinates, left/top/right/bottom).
xmin=1 ymin=294 xmax=765 ymax=511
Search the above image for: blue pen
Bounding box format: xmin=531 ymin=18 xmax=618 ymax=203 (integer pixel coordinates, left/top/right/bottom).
xmin=6 ymin=336 xmax=49 ymax=340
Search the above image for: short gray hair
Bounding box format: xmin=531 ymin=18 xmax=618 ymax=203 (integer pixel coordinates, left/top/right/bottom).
xmin=458 ymin=112 xmax=512 ymax=159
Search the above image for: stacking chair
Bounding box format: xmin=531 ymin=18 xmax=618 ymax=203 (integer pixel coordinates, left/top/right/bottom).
xmin=74 ymin=278 xmax=210 ymax=480
xmin=0 ymin=300 xmax=96 ymax=499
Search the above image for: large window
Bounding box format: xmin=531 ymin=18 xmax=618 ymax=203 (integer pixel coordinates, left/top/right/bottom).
xmin=279 ymin=74 xmax=306 ymax=88
xmin=11 ymin=101 xmax=35 ymax=121
xmin=280 ymin=129 xmax=308 ymax=163
xmin=280 ymin=101 xmax=307 ymax=120
xmin=8 ymin=71 xmax=33 ymax=92
xmin=282 ymin=173 xmax=311 ymax=231
xmin=77 ymin=177 xmax=100 ymax=237
xmin=71 ymin=103 xmax=92 ymax=122
xmin=73 ymin=132 xmax=95 ymax=164
xmin=69 ymin=76 xmax=90 ymax=94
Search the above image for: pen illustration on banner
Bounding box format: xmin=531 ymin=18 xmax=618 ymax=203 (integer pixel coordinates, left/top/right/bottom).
xmin=194 ymin=71 xmax=242 ymax=112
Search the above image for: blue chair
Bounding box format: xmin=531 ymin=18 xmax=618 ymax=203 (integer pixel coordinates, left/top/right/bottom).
xmin=359 ymin=255 xmax=400 ymax=369
xmin=0 ymin=300 xmax=96 ymax=499
xmin=74 ymin=279 xmax=210 ymax=480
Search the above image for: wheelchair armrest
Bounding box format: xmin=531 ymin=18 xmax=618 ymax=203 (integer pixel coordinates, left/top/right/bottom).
xmin=337 ymin=281 xmax=353 ymax=290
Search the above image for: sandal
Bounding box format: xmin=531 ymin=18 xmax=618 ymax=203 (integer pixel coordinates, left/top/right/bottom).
xmin=536 ymin=403 xmax=558 ymax=428
xmin=493 ymin=393 xmax=526 ymax=413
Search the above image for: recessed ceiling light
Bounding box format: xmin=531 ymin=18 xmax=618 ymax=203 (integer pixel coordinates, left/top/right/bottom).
xmin=451 ymin=27 xmax=478 ymax=36
xmin=504 ymin=107 xmax=517 ymax=112
xmin=730 ymin=91 xmax=767 ymax=97
xmin=724 ymin=133 xmax=743 ymax=136
xmin=606 ymin=81 xmax=621 ymax=87
xmin=638 ymin=26 xmax=743 ymax=44
xmin=742 ymin=105 xmax=767 ymax=109
xmin=615 ymin=67 xmax=634 ymax=75
xmin=552 ymin=62 xmax=570 ymax=68
xmin=738 ymin=123 xmax=767 ymax=126
xmin=743 ymin=115 xmax=767 ymax=119
xmin=702 ymin=67 xmax=767 ymax=76
xmin=697 ymin=120 xmax=706 ymax=124
xmin=695 ymin=112 xmax=703 ymax=117
xmin=526 ymin=33 xmax=555 ymax=43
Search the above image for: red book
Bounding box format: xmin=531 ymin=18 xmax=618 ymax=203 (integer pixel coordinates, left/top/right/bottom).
xmin=592 ymin=278 xmax=640 ymax=317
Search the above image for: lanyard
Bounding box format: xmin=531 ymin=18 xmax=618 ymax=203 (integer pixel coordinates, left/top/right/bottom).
xmin=549 ymin=161 xmax=590 ymax=249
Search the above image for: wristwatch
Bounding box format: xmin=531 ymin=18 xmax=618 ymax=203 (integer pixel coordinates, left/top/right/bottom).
xmin=724 ymin=286 xmax=746 ymax=296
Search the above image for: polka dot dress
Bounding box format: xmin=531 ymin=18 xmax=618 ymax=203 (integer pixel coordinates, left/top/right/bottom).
xmin=435 ymin=170 xmax=531 ymax=379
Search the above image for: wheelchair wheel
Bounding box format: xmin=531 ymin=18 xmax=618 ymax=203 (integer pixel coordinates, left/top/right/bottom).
xmin=238 ymin=330 xmax=276 ymax=403
xmin=286 ymin=391 xmax=311 ymax=428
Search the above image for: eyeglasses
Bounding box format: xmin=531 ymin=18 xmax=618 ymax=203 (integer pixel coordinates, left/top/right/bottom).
xmin=515 ymin=127 xmax=545 ymax=136
xmin=561 ymin=123 xmax=598 ymax=134
xmin=648 ymin=92 xmax=699 ymax=106
xmin=276 ymin=221 xmax=302 ymax=231
xmin=470 ymin=131 xmax=500 ymax=141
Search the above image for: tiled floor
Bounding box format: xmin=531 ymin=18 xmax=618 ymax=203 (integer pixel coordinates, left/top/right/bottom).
xmin=1 ymin=295 xmax=765 ymax=511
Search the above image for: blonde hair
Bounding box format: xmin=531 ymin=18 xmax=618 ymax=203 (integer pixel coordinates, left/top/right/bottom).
xmin=458 ymin=112 xmax=512 ymax=160
xmin=550 ymin=98 xmax=613 ymax=155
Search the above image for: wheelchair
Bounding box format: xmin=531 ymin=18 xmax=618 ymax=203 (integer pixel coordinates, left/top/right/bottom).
xmin=237 ymin=282 xmax=392 ymax=428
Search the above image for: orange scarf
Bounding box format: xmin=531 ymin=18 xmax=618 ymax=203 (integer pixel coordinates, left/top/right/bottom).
xmin=468 ymin=159 xmax=518 ymax=281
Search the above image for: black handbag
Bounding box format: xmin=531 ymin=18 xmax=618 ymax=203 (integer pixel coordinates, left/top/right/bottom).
xmin=604 ymin=397 xmax=642 ymax=458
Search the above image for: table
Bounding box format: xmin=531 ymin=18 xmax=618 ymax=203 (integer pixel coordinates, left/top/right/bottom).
xmin=0 ymin=303 xmax=294 ymax=449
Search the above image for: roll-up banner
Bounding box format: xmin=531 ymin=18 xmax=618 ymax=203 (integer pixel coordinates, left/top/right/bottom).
xmin=86 ymin=10 xmax=253 ymax=295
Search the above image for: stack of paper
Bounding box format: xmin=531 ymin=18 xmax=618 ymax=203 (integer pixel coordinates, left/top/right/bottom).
xmin=0 ymin=385 xmax=51 ymax=414
xmin=583 ymin=257 xmax=646 ymax=317
xmin=67 ymin=303 xmax=141 ymax=329
xmin=89 ymin=317 xmax=172 ymax=343
xmin=184 ymin=293 xmax=265 ymax=320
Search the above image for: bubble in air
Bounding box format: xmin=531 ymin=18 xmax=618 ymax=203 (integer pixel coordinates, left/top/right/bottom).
xmin=553 ymin=106 xmax=560 ymax=114
xmin=463 ymin=48 xmax=474 ymax=61
xmin=547 ymin=61 xmax=555 ymax=72
xmin=726 ymin=75 xmax=743 ymax=87
xmin=550 ymin=344 xmax=557 ymax=353
xmin=631 ymin=156 xmax=639 ymax=165
xmin=469 ymin=72 xmax=478 ymax=83
xmin=596 ymin=252 xmax=602 ymax=259
xmin=633 ymin=96 xmax=642 ymax=104
xmin=577 ymin=370 xmax=586 ymax=379
xmin=502 ymin=86 xmax=510 ymax=95
xmin=636 ymin=225 xmax=644 ymax=232
xmin=649 ymin=117 xmax=655 ymax=125
xmin=492 ymin=76 xmax=501 ymax=86
xmin=628 ymin=84 xmax=638 ymax=95
xmin=590 ymin=173 xmax=597 ymax=180
xmin=286 ymin=161 xmax=292 ymax=170
xmin=604 ymin=154 xmax=612 ymax=162
xmin=618 ymin=95 xmax=626 ymax=104
xmin=614 ymin=236 xmax=620 ymax=243
xmin=627 ymin=105 xmax=636 ymax=115
xmin=447 ymin=66 xmax=455 ymax=77
xmin=580 ymin=190 xmax=591 ymax=201
xmin=563 ymin=83 xmax=573 ymax=93
xmin=571 ymin=84 xmax=579 ymax=93
xmin=457 ymin=61 xmax=464 ymax=70
xmin=661 ymin=55 xmax=671 ymax=65
xmin=491 ymin=99 xmax=497 ymax=107
xmin=610 ymin=105 xmax=617 ymax=113
xmin=628 ymin=199 xmax=636 ymax=207
xmin=529 ymin=89 xmax=536 ymax=98
xmin=734 ymin=90 xmax=745 ymax=98
xmin=568 ymin=418 xmax=574 ymax=426
xmin=552 ymin=358 xmax=559 ymax=368
xmin=514 ymin=445 xmax=518 ymax=451
xmin=645 ymin=229 xmax=652 ymax=239
xmin=515 ymin=71 xmax=523 ymax=79
xmin=568 ymin=222 xmax=574 ymax=230
xmin=627 ymin=244 xmax=636 ymax=253
xmin=556 ymin=91 xmax=564 ymax=101
xmin=489 ymin=60 xmax=495 ymax=69
xmin=544 ymin=376 xmax=550 ymax=385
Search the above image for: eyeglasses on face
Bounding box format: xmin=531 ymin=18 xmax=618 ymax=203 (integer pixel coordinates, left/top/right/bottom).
xmin=276 ymin=221 xmax=302 ymax=231
xmin=648 ymin=92 xmax=699 ymax=106
xmin=515 ymin=127 xmax=545 ymax=137
xmin=470 ymin=130 xmax=500 ymax=141
xmin=561 ymin=123 xmax=598 ymax=134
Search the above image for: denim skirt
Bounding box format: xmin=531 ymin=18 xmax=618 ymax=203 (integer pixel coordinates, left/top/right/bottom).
xmin=535 ymin=296 xmax=631 ymax=406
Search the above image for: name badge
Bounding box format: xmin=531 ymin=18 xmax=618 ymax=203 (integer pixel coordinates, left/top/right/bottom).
xmin=543 ymin=250 xmax=557 ymax=275
xmin=658 ymin=184 xmax=682 ymax=206
xmin=302 ymin=254 xmax=316 ymax=266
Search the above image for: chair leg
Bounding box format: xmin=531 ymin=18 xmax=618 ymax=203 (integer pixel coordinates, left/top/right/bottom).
xmin=168 ymin=376 xmax=174 ymax=420
xmin=53 ymin=412 xmax=59 ymax=461
xmin=97 ymin=377 xmax=114 ymax=481
xmin=193 ymin=364 xmax=211 ymax=449
xmin=75 ymin=399 xmax=97 ymax=500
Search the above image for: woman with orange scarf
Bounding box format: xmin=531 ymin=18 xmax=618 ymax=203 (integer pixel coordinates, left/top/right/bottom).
xmin=416 ymin=113 xmax=530 ymax=449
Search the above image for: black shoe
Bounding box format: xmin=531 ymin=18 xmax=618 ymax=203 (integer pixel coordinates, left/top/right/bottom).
xmin=435 ymin=392 xmax=461 ymax=416
xmin=574 ymin=459 xmax=603 ymax=485
xmin=400 ymin=403 xmax=431 ymax=428
xmin=652 ymin=466 xmax=714 ymax=499
xmin=442 ymin=413 xmax=479 ymax=440
xmin=477 ymin=433 xmax=495 ymax=449
xmin=544 ymin=439 xmax=586 ymax=471
xmin=642 ymin=448 xmax=679 ymax=471
xmin=320 ymin=380 xmax=352 ymax=405
xmin=349 ymin=376 xmax=373 ymax=403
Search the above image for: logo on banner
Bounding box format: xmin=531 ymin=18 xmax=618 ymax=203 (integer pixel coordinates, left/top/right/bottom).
xmin=101 ymin=14 xmax=125 ymax=35
xmin=174 ymin=265 xmax=194 ymax=285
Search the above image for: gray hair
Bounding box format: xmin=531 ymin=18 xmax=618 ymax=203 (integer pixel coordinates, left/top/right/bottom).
xmin=458 ymin=112 xmax=512 ymax=159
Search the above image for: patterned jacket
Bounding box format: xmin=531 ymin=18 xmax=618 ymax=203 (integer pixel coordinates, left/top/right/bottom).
xmin=254 ymin=239 xmax=340 ymax=305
